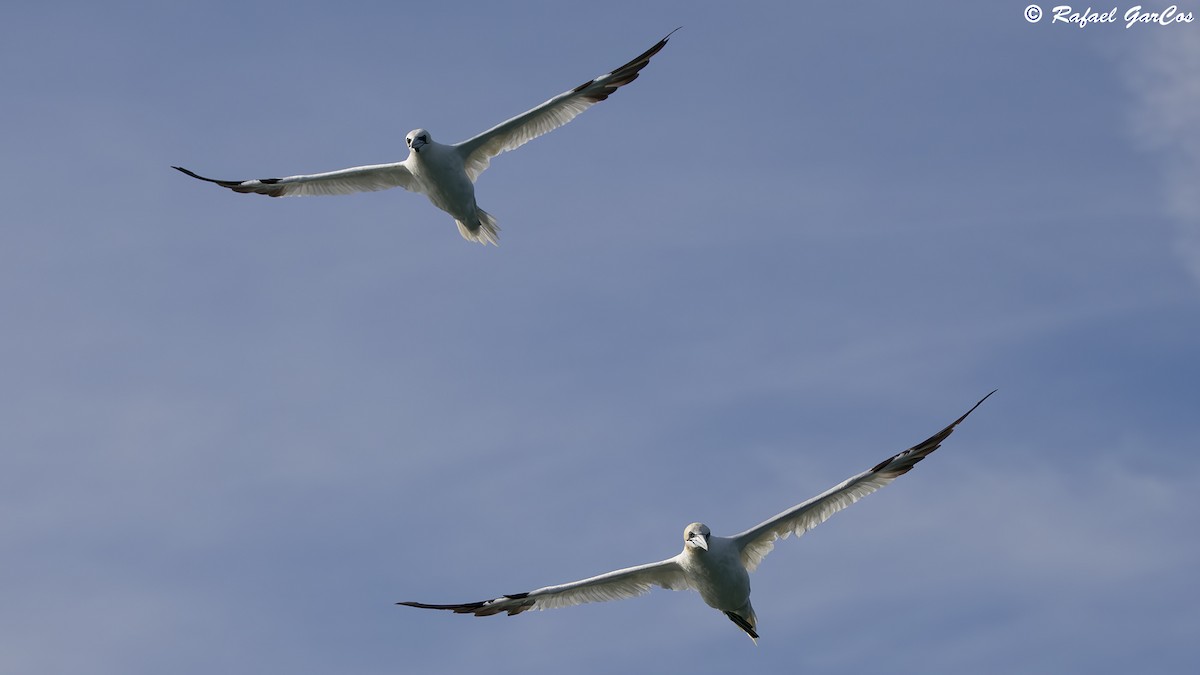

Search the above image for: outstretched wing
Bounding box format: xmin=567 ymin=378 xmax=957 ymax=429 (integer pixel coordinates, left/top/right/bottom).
xmin=172 ymin=163 xmax=415 ymax=198
xmin=732 ymin=391 xmax=995 ymax=572
xmin=398 ymin=556 xmax=689 ymax=617
xmin=454 ymin=28 xmax=678 ymax=182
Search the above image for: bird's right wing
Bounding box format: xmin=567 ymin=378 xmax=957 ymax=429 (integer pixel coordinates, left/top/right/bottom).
xmin=454 ymin=29 xmax=677 ymax=183
xmin=398 ymin=556 xmax=690 ymax=617
xmin=731 ymin=391 xmax=995 ymax=572
xmin=172 ymin=163 xmax=415 ymax=197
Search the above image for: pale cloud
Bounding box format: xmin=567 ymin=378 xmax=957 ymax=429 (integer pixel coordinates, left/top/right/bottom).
xmin=1122 ymin=32 xmax=1200 ymax=286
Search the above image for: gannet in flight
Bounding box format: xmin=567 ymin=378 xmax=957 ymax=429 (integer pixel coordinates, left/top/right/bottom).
xmin=173 ymin=29 xmax=678 ymax=245
xmin=399 ymin=392 xmax=994 ymax=642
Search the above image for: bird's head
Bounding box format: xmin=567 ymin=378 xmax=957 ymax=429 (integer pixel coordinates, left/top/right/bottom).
xmin=406 ymin=129 xmax=430 ymax=154
xmin=684 ymin=522 xmax=710 ymax=553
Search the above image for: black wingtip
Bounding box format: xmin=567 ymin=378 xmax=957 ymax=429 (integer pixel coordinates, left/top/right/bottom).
xmin=926 ymin=389 xmax=997 ymax=442
xmin=396 ymin=600 xmax=488 ymax=613
xmin=868 ymin=391 xmax=996 ymax=475
xmin=570 ymin=28 xmax=679 ymax=100
xmin=957 ymin=389 xmax=997 ymax=425
xmin=397 ymin=594 xmax=535 ymax=617
xmin=172 ymin=165 xmax=231 ymax=186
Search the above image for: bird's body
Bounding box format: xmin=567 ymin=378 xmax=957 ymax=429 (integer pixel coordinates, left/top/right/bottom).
xmin=174 ymin=30 xmax=678 ymax=245
xmin=678 ymin=526 xmax=758 ymax=640
xmin=401 ymin=130 xmax=497 ymax=242
xmin=399 ymin=392 xmax=995 ymax=642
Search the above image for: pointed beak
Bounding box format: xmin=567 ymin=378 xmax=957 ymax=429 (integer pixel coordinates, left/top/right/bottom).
xmin=688 ymin=534 xmax=709 ymax=551
xmin=410 ymin=138 xmax=426 ymax=153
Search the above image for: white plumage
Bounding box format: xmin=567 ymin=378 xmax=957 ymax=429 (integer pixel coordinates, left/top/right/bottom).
xmin=174 ymin=30 xmax=678 ymax=245
xmin=399 ymin=392 xmax=994 ymax=642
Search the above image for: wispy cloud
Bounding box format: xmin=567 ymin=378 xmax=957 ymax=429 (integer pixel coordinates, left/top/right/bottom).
xmin=1122 ymin=33 xmax=1200 ymax=286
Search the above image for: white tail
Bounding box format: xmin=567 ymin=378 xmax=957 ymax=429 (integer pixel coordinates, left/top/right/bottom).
xmin=456 ymin=209 xmax=500 ymax=246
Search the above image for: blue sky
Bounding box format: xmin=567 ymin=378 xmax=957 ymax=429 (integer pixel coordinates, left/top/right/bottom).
xmin=2 ymin=1 xmax=1198 ymax=673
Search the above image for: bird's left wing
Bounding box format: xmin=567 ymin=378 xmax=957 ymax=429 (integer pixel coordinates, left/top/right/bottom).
xmin=454 ymin=29 xmax=677 ymax=182
xmin=398 ymin=555 xmax=689 ymax=617
xmin=732 ymin=391 xmax=995 ymax=572
xmin=172 ymin=163 xmax=415 ymax=197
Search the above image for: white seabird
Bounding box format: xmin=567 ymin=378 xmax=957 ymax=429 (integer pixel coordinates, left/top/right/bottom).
xmin=173 ymin=29 xmax=678 ymax=245
xmin=399 ymin=391 xmax=994 ymax=642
